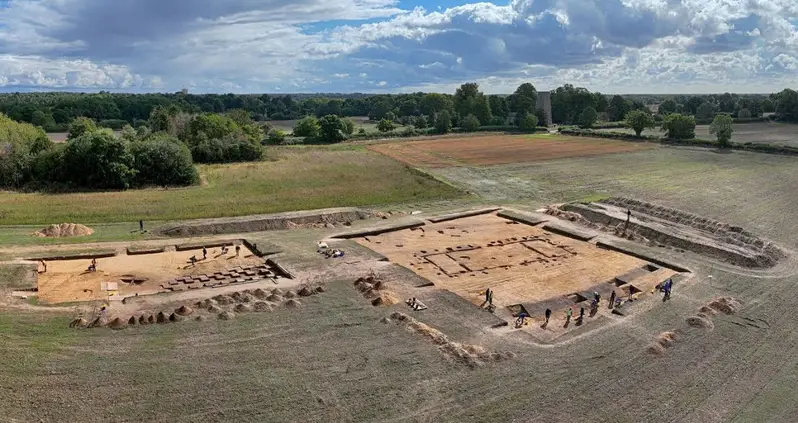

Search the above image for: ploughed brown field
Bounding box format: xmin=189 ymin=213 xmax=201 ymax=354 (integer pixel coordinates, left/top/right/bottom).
xmin=368 ymin=134 xmax=654 ymax=167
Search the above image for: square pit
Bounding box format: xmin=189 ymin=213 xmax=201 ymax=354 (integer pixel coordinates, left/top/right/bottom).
xmin=356 ymin=213 xmax=677 ymax=311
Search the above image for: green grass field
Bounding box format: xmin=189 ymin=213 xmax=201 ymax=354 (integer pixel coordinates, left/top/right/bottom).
xmin=270 ymin=116 xmax=405 ymax=134
xmin=0 ymin=145 xmax=464 ymax=226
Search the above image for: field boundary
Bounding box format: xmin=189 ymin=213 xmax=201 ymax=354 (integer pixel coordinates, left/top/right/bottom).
xmin=427 ymin=207 xmax=500 ymax=223
xmin=497 ymin=209 xmax=551 ymax=226
xmin=541 ymin=221 xmax=598 ymax=241
xmin=125 ymin=246 xmax=166 ymax=255
xmin=330 ymin=219 xmax=426 ymax=239
xmin=175 ymin=240 xmax=237 ymax=251
xmin=27 ymin=250 xmax=118 ymax=261
xmin=596 ymin=240 xmax=691 ymax=272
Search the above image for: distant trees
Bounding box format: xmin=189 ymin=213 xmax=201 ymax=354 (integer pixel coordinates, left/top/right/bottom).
xmin=624 ymin=110 xmax=655 ymax=136
xmin=435 ymin=111 xmax=452 ymax=134
xmin=661 ymin=113 xmax=696 ymax=139
xmin=377 ymin=119 xmax=396 ymax=133
xmin=774 ymin=89 xmax=798 ymax=122
xmin=695 ymin=102 xmax=717 ymax=120
xmin=518 ymin=113 xmax=539 ymax=131
xmin=578 ymin=107 xmax=598 ymax=129
xmin=318 ymin=115 xmax=348 ymax=143
xmin=657 ymin=99 xmax=677 ymax=115
xmin=293 ymin=116 xmax=320 ymax=138
xmin=709 ymin=114 xmax=733 ymax=146
xmin=607 ymin=95 xmax=631 ymax=122
xmin=461 ymin=114 xmax=481 ymax=132
xmin=67 ymin=117 xmax=98 ymax=140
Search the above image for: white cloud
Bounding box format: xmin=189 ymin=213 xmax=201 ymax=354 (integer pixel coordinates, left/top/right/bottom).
xmin=0 ymin=0 xmax=796 ymax=93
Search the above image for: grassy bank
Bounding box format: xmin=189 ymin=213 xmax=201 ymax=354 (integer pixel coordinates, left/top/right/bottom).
xmin=0 ymin=145 xmax=465 ymax=225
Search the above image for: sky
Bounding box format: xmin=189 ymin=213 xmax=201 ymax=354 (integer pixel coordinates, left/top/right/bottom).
xmin=0 ymin=0 xmax=797 ymax=94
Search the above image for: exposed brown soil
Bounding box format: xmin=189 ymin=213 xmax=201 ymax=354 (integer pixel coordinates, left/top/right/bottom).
xmin=707 ymin=297 xmax=741 ymax=315
xmin=176 ymin=305 xmax=193 ymax=316
xmin=138 ymin=315 xmax=148 ymax=325
xmin=368 ymin=135 xmax=651 ymax=167
xmin=169 ymin=313 xmax=183 ymax=322
xmin=194 ymin=315 xmax=206 ymax=321
xmin=283 ymin=290 xmax=297 ymax=299
xmin=207 ymin=305 xmax=221 ymax=313
xmin=266 ymin=294 xmax=283 ymax=303
xmin=156 ymin=311 xmax=168 ymax=324
xmin=35 ymin=223 xmax=94 ymax=238
xmin=88 ymin=316 xmax=107 ymax=328
xmin=218 ymin=311 xmax=235 ymax=320
xmin=284 ymin=299 xmax=302 ymax=308
xmin=69 ymin=318 xmax=87 ymax=328
xmin=128 ymin=316 xmax=137 ymax=325
xmin=371 ymin=291 xmax=400 ymax=307
xmin=234 ymin=304 xmax=252 ymax=313
xmin=253 ymin=288 xmax=269 ymax=299
xmin=686 ymin=315 xmax=714 ymax=329
xmin=109 ymin=317 xmax=127 ymax=330
xmin=253 ymin=301 xmax=273 ymax=312
xmin=297 ymin=286 xmax=314 ymax=297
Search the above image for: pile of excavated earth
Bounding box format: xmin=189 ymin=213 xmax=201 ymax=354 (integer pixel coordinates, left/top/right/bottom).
xmin=35 ymin=223 xmax=94 ymax=237
xmin=548 ymin=197 xmax=785 ymax=268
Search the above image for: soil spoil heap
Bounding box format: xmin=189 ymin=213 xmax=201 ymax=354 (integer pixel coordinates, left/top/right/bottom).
xmin=35 ymin=223 xmax=94 ymax=237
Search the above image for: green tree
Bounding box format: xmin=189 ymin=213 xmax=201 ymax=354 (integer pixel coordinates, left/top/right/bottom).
xmin=454 ymin=82 xmax=480 ymax=118
xmin=227 ymin=109 xmax=253 ymax=126
xmin=185 ymin=114 xmax=240 ymax=142
xmin=762 ymin=98 xmax=775 ymax=113
xmin=435 ymin=111 xmax=452 ymax=134
xmin=420 ymin=93 xmax=453 ymax=118
xmin=593 ymin=92 xmax=609 ymax=113
xmin=318 ymin=115 xmax=347 ymax=143
xmin=508 ymin=83 xmax=538 ymax=116
xmin=607 ymin=95 xmax=631 ymax=122
xmin=518 ymin=113 xmax=538 ymax=131
xmin=414 ymin=115 xmax=428 ymax=129
xmin=61 ymin=130 xmax=137 ymax=189
xmin=685 ymin=96 xmax=704 ymax=115
xmin=67 ymin=117 xmax=98 ymax=140
xmin=120 ymin=125 xmax=138 ymax=142
xmin=473 ymin=95 xmax=492 ymax=125
xmin=624 ymin=109 xmax=655 ymax=136
xmin=293 ymin=116 xmax=320 ymax=138
xmin=658 ymin=99 xmax=677 ymax=115
xmin=266 ymin=129 xmax=286 ymax=145
xmin=368 ymin=100 xmax=393 ymax=121
xmin=775 ymin=89 xmax=798 ymax=121
xmin=130 ymin=135 xmax=198 ymax=186
xmin=661 ymin=113 xmax=696 ymax=139
xmin=461 ymin=114 xmax=480 ymax=132
xmin=488 ymin=95 xmax=508 ymax=120
xmin=737 ymin=108 xmax=751 ymax=119
xmin=0 ymin=114 xmax=51 ymax=188
xmin=578 ymin=107 xmax=598 ymax=129
xmin=695 ymin=102 xmax=717 ymax=120
xmin=709 ymin=114 xmax=733 ymax=146
xmin=377 ymin=119 xmax=396 ymax=133
xmin=30 ymin=110 xmax=55 ymax=129
xmin=342 ymin=118 xmax=355 ymax=135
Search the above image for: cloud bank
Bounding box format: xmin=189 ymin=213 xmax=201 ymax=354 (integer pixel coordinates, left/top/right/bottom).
xmin=0 ymin=0 xmax=797 ymax=93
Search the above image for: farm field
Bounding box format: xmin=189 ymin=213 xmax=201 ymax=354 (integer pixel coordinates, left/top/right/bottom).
xmin=5 ymin=130 xmax=798 ymax=422
xmin=0 ymin=145 xmax=463 ymax=225
xmin=597 ymin=121 xmax=798 ymax=146
xmin=369 ymin=134 xmax=653 ymax=167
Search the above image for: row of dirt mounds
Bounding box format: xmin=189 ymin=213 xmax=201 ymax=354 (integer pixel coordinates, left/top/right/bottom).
xmin=70 ymin=284 xmax=326 ymax=329
xmin=156 ymin=207 xmax=377 ymax=237
xmin=647 ymin=331 xmax=680 ymax=356
xmin=554 ymin=198 xmax=785 ymax=268
xmin=354 ymin=274 xmax=400 ymax=306
xmin=386 ymin=312 xmax=515 ymax=368
xmin=34 ymin=223 xmax=93 ymax=238
xmin=686 ymin=296 xmax=742 ymax=331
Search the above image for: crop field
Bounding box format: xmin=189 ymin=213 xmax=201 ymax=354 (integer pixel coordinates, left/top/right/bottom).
xmin=369 ymin=134 xmax=652 ymax=167
xmin=597 ymin=121 xmax=798 ymax=146
xmin=0 ymin=145 xmax=463 ymax=225
xmin=4 ymin=129 xmax=798 ymax=422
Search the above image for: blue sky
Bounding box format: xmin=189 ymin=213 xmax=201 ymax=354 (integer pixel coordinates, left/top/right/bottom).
xmin=0 ymin=0 xmax=797 ymax=94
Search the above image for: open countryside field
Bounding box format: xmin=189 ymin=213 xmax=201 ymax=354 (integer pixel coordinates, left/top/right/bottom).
xmin=597 ymin=121 xmax=798 ymax=146
xmin=369 ymin=134 xmax=653 ymax=167
xmin=6 ymin=132 xmax=798 ymax=422
xmin=0 ymin=145 xmax=463 ymax=225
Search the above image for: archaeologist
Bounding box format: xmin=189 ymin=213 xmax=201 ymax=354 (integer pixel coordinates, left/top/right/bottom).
xmin=565 ymin=307 xmax=573 ymax=326
xmin=515 ymin=312 xmax=528 ymax=328
xmin=220 ymin=245 xmax=229 ymax=255
xmin=484 ymin=288 xmax=491 ymax=304
xmin=88 ymin=258 xmax=97 ymax=272
xmin=579 ymin=307 xmax=585 ymax=321
xmin=544 ymin=308 xmax=552 ymax=325
xmin=609 ymin=290 xmax=617 ymax=309
xmin=317 ymin=241 xmax=329 ymax=253
xmin=487 ymin=289 xmax=494 ymax=306
xmin=39 ymin=260 xmax=46 ymax=273
xmin=189 ymin=255 xmax=197 ymax=266
xmin=235 ymin=244 xmax=241 ymax=257
xmin=139 ymin=219 xmax=144 ymax=232
xmin=663 ymin=278 xmax=673 ymax=301
xmin=202 ymin=247 xmax=208 ymax=260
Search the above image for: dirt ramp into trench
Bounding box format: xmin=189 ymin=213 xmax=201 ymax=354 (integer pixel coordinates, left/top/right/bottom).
xmin=555 ymin=197 xmax=785 ymax=269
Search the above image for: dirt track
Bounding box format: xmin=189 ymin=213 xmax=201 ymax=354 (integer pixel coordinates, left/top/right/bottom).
xmin=368 ymin=134 xmax=652 ymax=167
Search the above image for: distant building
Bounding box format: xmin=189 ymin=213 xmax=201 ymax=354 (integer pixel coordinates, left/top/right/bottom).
xmin=536 ymin=91 xmax=553 ymax=126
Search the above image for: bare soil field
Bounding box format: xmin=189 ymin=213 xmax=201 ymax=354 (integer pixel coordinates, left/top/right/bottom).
xmin=4 ymin=137 xmax=798 ymax=422
xmin=597 ymin=121 xmax=798 ymax=146
xmin=368 ymin=134 xmax=653 ymax=167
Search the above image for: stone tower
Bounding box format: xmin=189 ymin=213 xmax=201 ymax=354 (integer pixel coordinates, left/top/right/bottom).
xmin=536 ymin=91 xmax=553 ymax=126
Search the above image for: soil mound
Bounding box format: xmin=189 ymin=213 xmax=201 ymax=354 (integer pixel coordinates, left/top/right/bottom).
xmin=147 ymin=315 xmax=155 ymax=324
xmin=698 ymin=306 xmax=718 ymax=316
xmin=207 ymin=305 xmax=222 ymax=313
xmin=35 ymin=223 xmax=94 ymax=238
xmin=372 ymin=280 xmax=386 ymax=290
xmin=109 ymin=317 xmax=127 ymax=330
xmin=271 ymin=288 xmax=285 ymax=296
xmin=297 ymin=286 xmax=314 ymax=297
xmin=380 ymin=317 xmax=392 ymax=324
xmin=266 ymin=293 xmax=283 ymax=303
xmin=218 ymin=311 xmax=235 ymax=320
xmin=88 ymin=316 xmax=107 ymax=328
xmin=686 ymin=315 xmax=714 ymax=329
xmin=707 ymin=297 xmax=741 ymax=315
xmin=156 ymin=311 xmax=169 ymax=324
xmin=284 ymin=299 xmax=302 ymax=308
xmin=214 ymin=295 xmax=235 ymax=305
xmin=69 ymin=318 xmax=88 ymax=328
xmin=169 ymin=313 xmax=183 ymax=322
xmin=195 ymin=315 xmax=206 ymax=322
xmin=647 ymin=343 xmax=666 ymax=356
xmin=231 ymin=291 xmax=244 ymax=302
xmin=234 ymin=304 xmax=252 ymax=313
xmin=390 ymin=312 xmax=409 ymax=321
xmin=176 ymin=305 xmax=193 ymax=316
xmin=371 ymin=291 xmax=400 ymax=307
xmin=253 ymin=288 xmax=269 ymax=299
xmin=656 ymin=331 xmax=677 ymax=348
xmin=197 ymin=298 xmax=217 ymax=309
xmin=128 ymin=316 xmax=137 ymax=325
xmin=284 ymin=290 xmax=297 ymax=299
xmin=314 ymin=285 xmax=326 ymax=293
xmin=139 ymin=315 xmax=148 ymax=325
xmin=253 ymin=301 xmax=273 ymax=312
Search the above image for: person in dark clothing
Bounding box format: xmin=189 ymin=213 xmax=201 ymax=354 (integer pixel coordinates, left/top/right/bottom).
xmin=202 ymin=247 xmax=207 ymax=260
xmin=609 ymin=290 xmax=617 ymax=309
xmin=579 ymin=307 xmax=585 ymax=319
xmin=139 ymin=220 xmax=144 ymax=232
xmin=544 ymin=308 xmax=552 ymax=324
xmin=235 ymin=244 xmax=241 ymax=257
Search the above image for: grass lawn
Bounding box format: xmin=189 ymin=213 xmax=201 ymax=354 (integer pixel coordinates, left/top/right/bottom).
xmin=0 ymin=145 xmax=464 ymax=226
